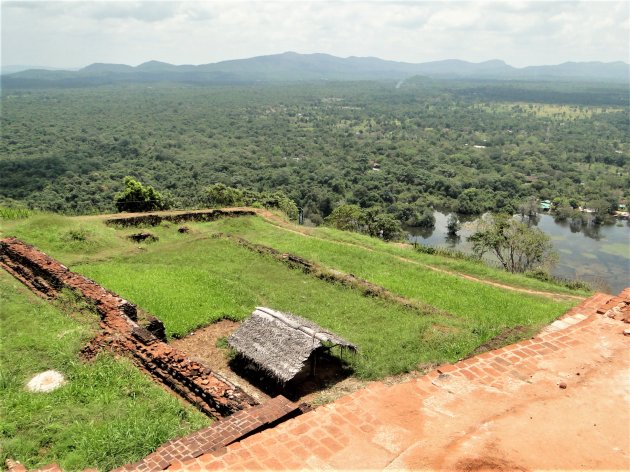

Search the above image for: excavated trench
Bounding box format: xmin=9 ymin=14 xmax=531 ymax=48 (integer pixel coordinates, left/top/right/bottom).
xmin=0 ymin=237 xmax=258 ymax=418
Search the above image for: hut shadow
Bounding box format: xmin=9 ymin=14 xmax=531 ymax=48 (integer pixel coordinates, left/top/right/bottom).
xmin=228 ymin=350 xmax=354 ymax=402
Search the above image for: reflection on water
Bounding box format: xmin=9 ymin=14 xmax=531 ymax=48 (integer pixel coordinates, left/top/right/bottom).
xmin=407 ymin=212 xmax=630 ymax=294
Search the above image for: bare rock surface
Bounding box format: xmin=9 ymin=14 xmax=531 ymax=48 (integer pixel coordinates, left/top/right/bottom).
xmin=26 ymin=370 xmax=66 ymax=393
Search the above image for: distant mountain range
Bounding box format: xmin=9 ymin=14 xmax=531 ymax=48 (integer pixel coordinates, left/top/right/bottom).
xmin=2 ymin=52 xmax=628 ymax=87
xmin=0 ymin=65 xmax=81 ymax=75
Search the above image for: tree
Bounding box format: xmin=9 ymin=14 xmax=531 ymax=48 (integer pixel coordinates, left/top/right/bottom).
xmin=325 ymin=204 xmax=364 ymax=231
xmin=446 ymin=214 xmax=461 ymax=236
xmin=518 ymin=197 xmax=539 ymax=218
xmin=456 ymin=188 xmax=492 ymax=215
xmin=468 ymin=213 xmax=557 ymax=273
xmin=586 ymin=199 xmax=614 ymax=224
xmin=389 ymin=202 xmax=435 ymax=228
xmin=361 ymin=207 xmax=403 ymax=241
xmin=258 ymin=191 xmax=299 ymax=219
xmin=204 ymin=183 xmax=244 ymax=207
xmin=114 ymin=177 xmax=170 ymax=213
xmin=553 ymin=204 xmax=575 ymax=222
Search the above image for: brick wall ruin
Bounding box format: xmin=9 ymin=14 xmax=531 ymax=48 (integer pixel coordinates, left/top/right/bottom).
xmin=0 ymin=237 xmax=257 ymax=418
xmin=104 ymin=209 xmax=256 ymax=228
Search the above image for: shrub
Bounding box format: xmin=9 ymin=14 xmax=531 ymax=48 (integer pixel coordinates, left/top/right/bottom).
xmin=114 ymin=177 xmax=170 ymax=213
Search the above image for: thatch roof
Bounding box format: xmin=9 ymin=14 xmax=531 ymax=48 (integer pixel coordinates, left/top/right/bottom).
xmin=228 ymin=307 xmax=357 ymax=383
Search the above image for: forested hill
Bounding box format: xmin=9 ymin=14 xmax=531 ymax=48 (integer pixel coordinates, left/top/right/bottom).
xmin=1 ymin=80 xmax=628 ymax=222
xmin=2 ymin=52 xmax=629 ymax=87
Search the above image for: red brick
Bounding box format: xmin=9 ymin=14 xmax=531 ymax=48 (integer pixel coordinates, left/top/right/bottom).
xmin=184 ymin=463 xmax=203 ymax=471
xmin=197 ymin=457 xmax=226 ymax=470
xmin=489 ymin=361 xmax=509 ymax=373
xmin=290 ymin=444 xmax=311 ymax=459
xmin=326 ymin=424 xmax=343 ymax=438
xmin=300 ymin=435 xmax=320 ymax=450
xmin=212 ymin=446 xmax=229 ymax=457
xmin=232 ymin=448 xmax=253 ymax=462
xmin=240 ymin=460 xmax=263 ymax=470
xmin=493 ymin=357 xmax=511 ymax=366
xmin=320 ymin=436 xmax=343 ymax=453
xmin=476 ymin=351 xmax=495 ymax=361
xmin=313 ymin=445 xmax=334 ymax=460
xmin=289 ymin=421 xmax=310 ymax=436
xmin=249 ymin=443 xmax=270 ymax=459
xmin=482 ymin=367 xmax=501 ymax=377
xmin=520 ymin=347 xmax=538 ymax=357
xmin=459 ymin=368 xmax=476 ymax=380
xmin=263 ymin=457 xmax=286 ymax=470
xmin=437 ymin=363 xmax=457 ymax=374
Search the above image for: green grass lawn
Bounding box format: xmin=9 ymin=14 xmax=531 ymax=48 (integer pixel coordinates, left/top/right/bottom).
xmin=73 ymin=233 xmax=572 ymax=380
xmin=2 ymin=211 xmax=578 ymax=381
xmin=192 ymin=217 xmax=576 ymax=321
xmin=0 ymin=271 xmax=209 ymax=471
xmin=206 ymin=216 xmax=591 ymax=296
xmin=74 ymin=237 xmax=472 ymax=379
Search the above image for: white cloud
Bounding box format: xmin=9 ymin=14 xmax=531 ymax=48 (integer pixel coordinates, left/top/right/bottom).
xmin=1 ymin=0 xmax=628 ymax=68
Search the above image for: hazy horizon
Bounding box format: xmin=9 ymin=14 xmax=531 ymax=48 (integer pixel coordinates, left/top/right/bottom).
xmin=3 ymin=51 xmax=630 ymax=73
xmin=2 ymin=1 xmax=629 ymax=70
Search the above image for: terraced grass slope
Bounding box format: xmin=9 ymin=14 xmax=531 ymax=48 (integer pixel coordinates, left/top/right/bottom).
xmin=1 ymin=210 xmax=582 ymax=381
xmin=0 ymin=271 xmax=209 ymax=471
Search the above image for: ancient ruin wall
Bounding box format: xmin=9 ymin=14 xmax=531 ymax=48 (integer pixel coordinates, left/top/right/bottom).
xmin=104 ymin=209 xmax=256 ymax=227
xmin=0 ymin=237 xmax=257 ymax=418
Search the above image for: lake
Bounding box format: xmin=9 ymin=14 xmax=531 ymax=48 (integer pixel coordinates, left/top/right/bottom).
xmin=407 ymin=211 xmax=630 ymax=295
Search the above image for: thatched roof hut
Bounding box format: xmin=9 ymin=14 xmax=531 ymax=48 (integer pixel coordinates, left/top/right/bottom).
xmin=228 ymin=307 xmax=357 ymax=384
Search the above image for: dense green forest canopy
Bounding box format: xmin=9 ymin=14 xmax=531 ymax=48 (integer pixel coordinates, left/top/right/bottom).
xmin=1 ymin=79 xmax=628 ymax=224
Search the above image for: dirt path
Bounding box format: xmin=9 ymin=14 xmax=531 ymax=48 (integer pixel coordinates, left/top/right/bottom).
xmin=391 ymin=253 xmax=584 ymax=301
xmin=172 ymin=292 xmax=630 ymax=471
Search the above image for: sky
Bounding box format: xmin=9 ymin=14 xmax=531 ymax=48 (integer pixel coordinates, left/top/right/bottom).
xmin=1 ymin=0 xmax=629 ymax=69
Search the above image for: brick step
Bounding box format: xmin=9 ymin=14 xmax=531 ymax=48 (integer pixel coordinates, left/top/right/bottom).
xmin=114 ymin=395 xmax=301 ymax=471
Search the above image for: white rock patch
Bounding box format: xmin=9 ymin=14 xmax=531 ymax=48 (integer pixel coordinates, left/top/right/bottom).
xmin=26 ymin=370 xmax=66 ymax=393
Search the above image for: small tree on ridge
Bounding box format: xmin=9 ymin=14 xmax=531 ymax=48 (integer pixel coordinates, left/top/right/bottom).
xmin=114 ymin=176 xmax=170 ymax=213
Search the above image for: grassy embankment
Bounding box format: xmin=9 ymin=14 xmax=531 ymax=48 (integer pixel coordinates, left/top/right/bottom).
xmin=0 ymin=270 xmax=209 ymax=471
xmin=2 ymin=212 xmax=580 ymax=382
xmin=226 ymin=215 xmax=591 ymax=296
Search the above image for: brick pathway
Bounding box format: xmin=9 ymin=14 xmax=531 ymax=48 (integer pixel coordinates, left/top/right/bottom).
xmin=115 ymin=396 xmax=301 ymax=471
xmin=171 ymin=291 xmax=630 ymax=471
